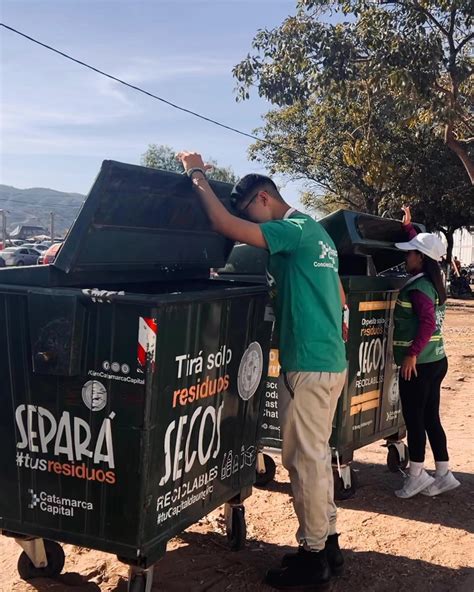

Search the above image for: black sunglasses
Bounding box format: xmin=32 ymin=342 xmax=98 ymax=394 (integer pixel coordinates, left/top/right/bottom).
xmin=237 ymin=191 xmax=259 ymax=218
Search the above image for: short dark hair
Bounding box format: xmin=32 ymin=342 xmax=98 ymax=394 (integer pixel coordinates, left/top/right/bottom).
xmin=230 ymin=174 xmax=281 ymax=207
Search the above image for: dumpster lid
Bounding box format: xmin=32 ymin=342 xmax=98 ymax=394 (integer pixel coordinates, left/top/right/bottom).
xmin=319 ymin=209 xmax=425 ymax=275
xmin=53 ymin=160 xmax=235 ymax=278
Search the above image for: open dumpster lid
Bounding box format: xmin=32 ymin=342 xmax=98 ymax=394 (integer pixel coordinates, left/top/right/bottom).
xmin=53 ymin=160 xmax=235 ymax=278
xmin=319 ymin=209 xmax=425 ymax=274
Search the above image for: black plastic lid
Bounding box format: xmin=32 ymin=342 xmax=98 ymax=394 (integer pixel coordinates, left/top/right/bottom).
xmin=54 ymin=160 xmax=235 ymax=278
xmin=319 ymin=209 xmax=426 ymax=275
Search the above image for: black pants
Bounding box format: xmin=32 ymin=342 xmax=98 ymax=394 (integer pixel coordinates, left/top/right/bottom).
xmin=399 ymin=357 xmax=449 ymax=463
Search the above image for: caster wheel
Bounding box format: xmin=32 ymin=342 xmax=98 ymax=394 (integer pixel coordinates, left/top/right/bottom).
xmin=255 ymin=454 xmax=276 ymax=488
xmin=127 ymin=566 xmax=154 ymax=592
xmin=128 ymin=574 xmax=146 ymax=592
xmin=333 ymin=467 xmax=357 ymax=501
xmin=17 ymin=540 xmax=65 ymax=580
xmin=226 ymin=505 xmax=247 ymax=551
xmin=387 ymin=443 xmax=409 ymax=473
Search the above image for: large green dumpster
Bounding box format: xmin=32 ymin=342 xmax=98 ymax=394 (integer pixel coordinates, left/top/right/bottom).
xmin=0 ymin=161 xmax=272 ymax=591
xmin=217 ymin=210 xmax=425 ymax=498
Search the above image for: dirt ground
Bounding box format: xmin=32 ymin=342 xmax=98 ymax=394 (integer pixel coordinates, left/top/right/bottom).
xmin=1 ymin=301 xmax=473 ymax=592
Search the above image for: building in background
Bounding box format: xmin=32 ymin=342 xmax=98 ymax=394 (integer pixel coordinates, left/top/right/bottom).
xmin=9 ymin=225 xmax=48 ymax=241
xmin=453 ymin=227 xmax=474 ymax=266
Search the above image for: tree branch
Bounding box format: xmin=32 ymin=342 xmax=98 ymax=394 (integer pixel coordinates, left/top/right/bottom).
xmin=455 ymin=32 xmax=474 ymax=54
xmin=385 ymin=0 xmax=450 ymax=37
xmin=412 ymin=0 xmax=450 ymax=36
xmin=454 ymin=110 xmax=474 ymax=135
xmin=434 ymin=82 xmax=452 ymax=97
xmin=445 ymin=123 xmax=474 ymax=184
xmin=448 ymin=7 xmax=456 ymax=37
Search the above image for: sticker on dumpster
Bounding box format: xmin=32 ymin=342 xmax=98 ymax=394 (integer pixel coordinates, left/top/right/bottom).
xmin=387 ymin=366 xmax=400 ymax=406
xmin=350 ymin=299 xmax=392 ymax=419
xmin=156 ymin=397 xmax=224 ymax=524
xmin=172 ymin=346 xmax=232 ymax=408
xmin=88 ymin=367 xmax=144 ymax=385
xmin=82 ymin=380 xmax=108 ymax=412
xmin=259 ymin=348 xmax=283 ymax=443
xmin=14 ymin=405 xmax=117 ymax=485
xmin=221 ymin=445 xmax=256 ymax=479
xmin=103 ymin=360 xmax=130 ymax=374
xmin=268 ymin=348 xmax=280 ymax=378
xmin=28 ymin=488 xmax=94 ymax=517
xmin=237 ymin=342 xmax=264 ymax=401
xmin=81 ymin=288 xmax=125 ymax=303
xmin=137 ymin=316 xmax=158 ymax=371
xmin=154 ymin=330 xmax=264 ymax=527
xmin=263 ymin=379 xmax=279 ymax=421
xmin=159 ymin=402 xmax=224 ymax=487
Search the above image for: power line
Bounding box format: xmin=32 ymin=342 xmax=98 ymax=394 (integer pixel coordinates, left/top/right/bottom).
xmin=0 ymin=23 xmax=273 ymax=146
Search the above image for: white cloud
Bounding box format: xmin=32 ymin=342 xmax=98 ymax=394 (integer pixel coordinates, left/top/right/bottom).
xmin=95 ymin=77 xmax=135 ymax=107
xmin=97 ymin=55 xmax=236 ymax=85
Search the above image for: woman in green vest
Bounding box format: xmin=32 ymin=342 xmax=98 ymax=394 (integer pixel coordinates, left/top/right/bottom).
xmin=393 ymin=206 xmax=460 ymax=499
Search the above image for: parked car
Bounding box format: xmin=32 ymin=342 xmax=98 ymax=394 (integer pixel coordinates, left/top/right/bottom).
xmin=0 ymin=256 xmax=5 ymax=268
xmin=467 ymin=264 xmax=474 ymax=284
xmin=0 ymin=247 xmax=40 ymax=266
xmin=5 ymin=239 xmax=25 ymax=247
xmin=32 ymin=243 xmax=49 ymax=252
xmin=37 ymin=242 xmax=62 ymax=265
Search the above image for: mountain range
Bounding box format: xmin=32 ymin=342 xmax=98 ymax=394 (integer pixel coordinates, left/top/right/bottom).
xmin=0 ymin=185 xmax=85 ymax=235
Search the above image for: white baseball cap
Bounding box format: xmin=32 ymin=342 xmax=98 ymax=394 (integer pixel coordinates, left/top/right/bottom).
xmin=395 ymin=233 xmax=446 ymax=261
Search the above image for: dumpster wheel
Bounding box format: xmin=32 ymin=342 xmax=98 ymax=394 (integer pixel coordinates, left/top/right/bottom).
xmin=386 ymin=443 xmax=409 ymax=473
xmin=333 ymin=466 xmax=358 ymax=501
xmin=255 ymin=453 xmax=277 ymax=488
xmin=225 ymin=504 xmax=247 ymax=551
xmin=17 ymin=540 xmax=65 ymax=580
xmin=127 ymin=567 xmax=154 ymax=592
xmin=129 ymin=574 xmax=146 ymax=592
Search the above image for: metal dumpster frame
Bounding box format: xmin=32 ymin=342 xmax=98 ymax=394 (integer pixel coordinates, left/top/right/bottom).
xmin=0 ymin=161 xmax=273 ymax=591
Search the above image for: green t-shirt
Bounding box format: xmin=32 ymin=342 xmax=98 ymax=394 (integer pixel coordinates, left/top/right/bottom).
xmin=260 ymin=211 xmax=346 ymax=373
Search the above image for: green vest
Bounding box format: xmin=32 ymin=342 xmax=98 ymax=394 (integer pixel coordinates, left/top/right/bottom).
xmin=393 ymin=274 xmax=446 ymax=365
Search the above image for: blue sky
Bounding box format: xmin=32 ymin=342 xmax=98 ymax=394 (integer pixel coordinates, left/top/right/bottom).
xmin=1 ymin=0 xmax=311 ymax=208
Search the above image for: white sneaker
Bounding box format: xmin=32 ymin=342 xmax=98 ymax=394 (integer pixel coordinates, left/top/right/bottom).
xmin=421 ymin=471 xmax=460 ymax=496
xmin=395 ymin=470 xmax=435 ymax=499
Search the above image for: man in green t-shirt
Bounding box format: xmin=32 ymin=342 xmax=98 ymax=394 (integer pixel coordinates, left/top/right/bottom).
xmin=178 ymin=151 xmax=347 ymax=591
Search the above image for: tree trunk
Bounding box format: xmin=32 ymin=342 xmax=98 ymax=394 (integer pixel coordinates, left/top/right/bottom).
xmin=445 ymin=227 xmax=455 ymax=265
xmin=445 ymin=124 xmax=474 ymax=185
xmin=365 ymin=195 xmax=378 ymax=215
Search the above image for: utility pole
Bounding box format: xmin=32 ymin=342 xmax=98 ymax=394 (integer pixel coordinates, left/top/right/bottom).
xmin=50 ymin=212 xmax=55 ymax=243
xmin=0 ymin=209 xmax=7 ymax=248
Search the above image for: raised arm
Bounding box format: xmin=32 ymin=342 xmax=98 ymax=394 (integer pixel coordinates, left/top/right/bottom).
xmin=401 ymin=205 xmax=417 ymax=240
xmin=177 ymin=151 xmax=267 ymax=249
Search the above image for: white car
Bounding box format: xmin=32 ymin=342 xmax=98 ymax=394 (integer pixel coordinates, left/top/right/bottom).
xmin=0 ymin=247 xmax=41 ymax=266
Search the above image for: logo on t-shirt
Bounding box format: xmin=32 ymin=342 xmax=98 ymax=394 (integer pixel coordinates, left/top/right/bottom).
xmin=266 ymin=270 xmax=278 ymax=300
xmin=266 ymin=270 xmax=276 ymax=288
xmin=313 ymin=241 xmax=338 ymax=271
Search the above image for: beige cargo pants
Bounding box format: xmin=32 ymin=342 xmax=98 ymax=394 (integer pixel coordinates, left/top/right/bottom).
xmin=278 ymin=370 xmax=347 ymax=551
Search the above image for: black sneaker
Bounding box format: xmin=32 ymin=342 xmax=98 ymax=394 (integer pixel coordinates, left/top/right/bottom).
xmin=325 ymin=534 xmax=344 ymax=576
xmin=265 ymin=548 xmax=331 ymax=590
xmin=281 ymin=534 xmax=344 ymax=576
